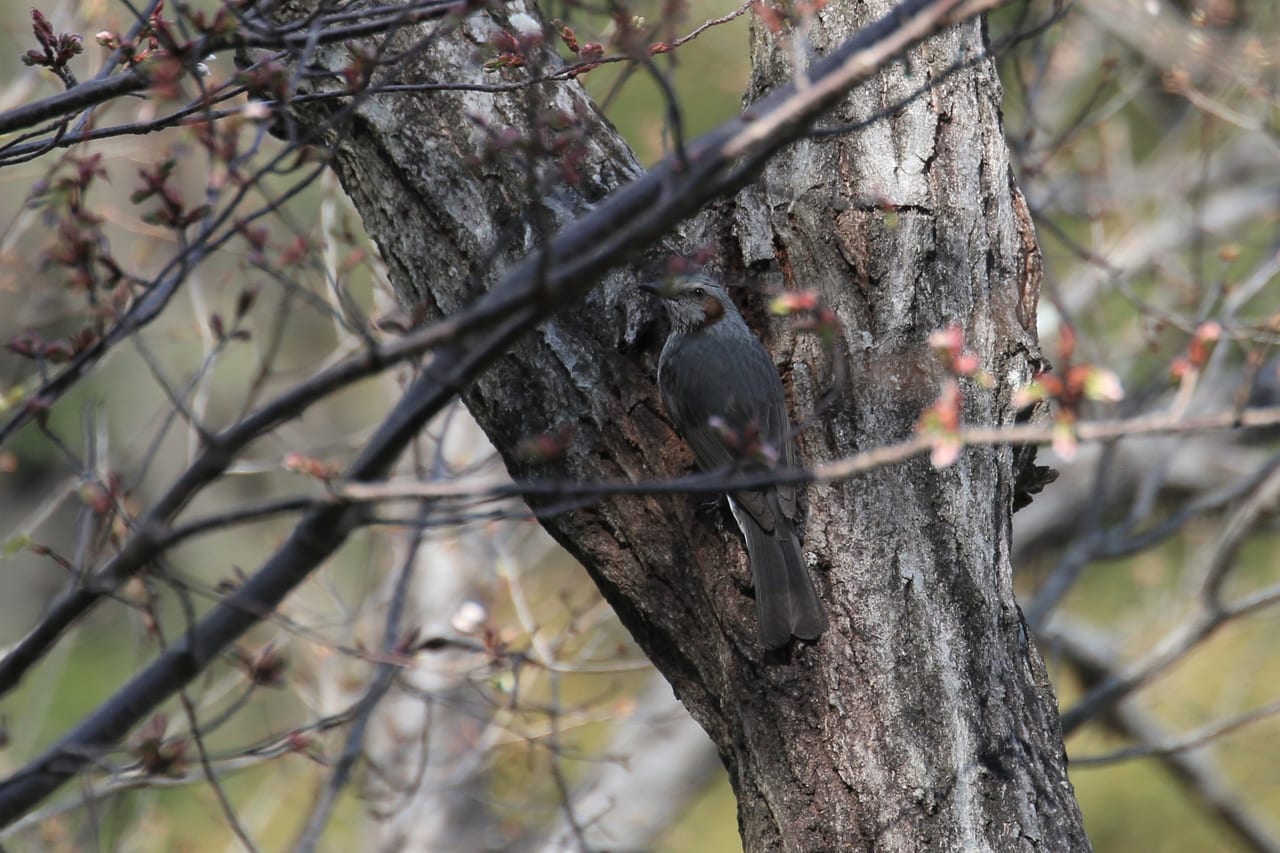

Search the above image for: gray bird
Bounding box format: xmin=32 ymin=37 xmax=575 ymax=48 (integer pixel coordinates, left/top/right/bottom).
xmin=641 ymin=275 xmax=828 ymax=649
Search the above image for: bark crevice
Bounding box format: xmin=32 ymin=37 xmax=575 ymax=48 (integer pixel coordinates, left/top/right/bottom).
xmin=275 ymin=2 xmax=1090 ymax=849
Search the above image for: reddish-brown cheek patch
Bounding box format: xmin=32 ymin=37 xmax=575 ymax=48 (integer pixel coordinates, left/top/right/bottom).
xmin=701 ymin=295 xmax=725 ymax=326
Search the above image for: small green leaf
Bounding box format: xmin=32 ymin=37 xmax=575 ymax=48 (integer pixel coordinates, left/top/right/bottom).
xmin=3 ymin=535 xmax=31 ymax=557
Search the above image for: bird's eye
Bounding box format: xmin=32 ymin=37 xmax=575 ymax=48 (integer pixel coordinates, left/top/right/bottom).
xmin=692 ymin=287 xmax=705 ymax=297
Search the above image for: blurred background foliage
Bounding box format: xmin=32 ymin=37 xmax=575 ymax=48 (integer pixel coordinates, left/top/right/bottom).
xmin=1 ymin=0 xmax=1279 ymax=850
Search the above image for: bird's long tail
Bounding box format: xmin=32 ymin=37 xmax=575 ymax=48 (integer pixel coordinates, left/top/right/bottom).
xmin=730 ymin=499 xmax=828 ymax=649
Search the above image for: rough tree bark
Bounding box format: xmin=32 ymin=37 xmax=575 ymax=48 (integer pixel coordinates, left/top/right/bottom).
xmin=276 ymin=0 xmax=1089 ymax=849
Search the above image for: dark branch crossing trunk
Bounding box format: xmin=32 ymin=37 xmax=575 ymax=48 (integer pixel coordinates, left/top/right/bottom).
xmin=271 ymin=0 xmax=1089 ymax=849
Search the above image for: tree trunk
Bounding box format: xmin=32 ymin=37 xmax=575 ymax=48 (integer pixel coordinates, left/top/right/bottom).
xmin=720 ymin=9 xmax=1086 ymax=850
xmin=274 ymin=1 xmax=1089 ymax=849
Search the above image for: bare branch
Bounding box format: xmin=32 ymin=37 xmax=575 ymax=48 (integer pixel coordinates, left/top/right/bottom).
xmin=0 ymin=0 xmax=1018 ymax=823
xmin=1048 ymin=622 xmax=1280 ymax=853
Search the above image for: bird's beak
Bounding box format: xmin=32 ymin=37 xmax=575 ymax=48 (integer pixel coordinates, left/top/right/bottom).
xmin=638 ymin=282 xmax=663 ymax=296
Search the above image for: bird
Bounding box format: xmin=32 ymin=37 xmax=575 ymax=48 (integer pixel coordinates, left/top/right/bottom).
xmin=641 ymin=275 xmax=828 ymax=649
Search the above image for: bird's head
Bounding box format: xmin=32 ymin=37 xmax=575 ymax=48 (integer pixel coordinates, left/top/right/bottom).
xmin=640 ymin=275 xmax=737 ymax=334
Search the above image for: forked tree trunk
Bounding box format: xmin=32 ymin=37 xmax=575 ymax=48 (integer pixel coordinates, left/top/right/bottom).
xmin=276 ymin=0 xmax=1090 ymax=849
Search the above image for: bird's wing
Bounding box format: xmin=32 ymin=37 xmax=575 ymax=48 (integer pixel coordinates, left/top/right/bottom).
xmin=660 ymin=336 xmax=798 ymax=533
xmin=763 ymin=382 xmax=799 ymax=525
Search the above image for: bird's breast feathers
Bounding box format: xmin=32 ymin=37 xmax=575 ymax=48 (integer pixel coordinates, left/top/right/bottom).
xmin=659 ymin=331 xmax=786 ymax=442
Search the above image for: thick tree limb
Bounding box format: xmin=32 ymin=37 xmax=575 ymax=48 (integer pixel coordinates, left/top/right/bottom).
xmin=0 ymin=0 xmax=1018 ymax=830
